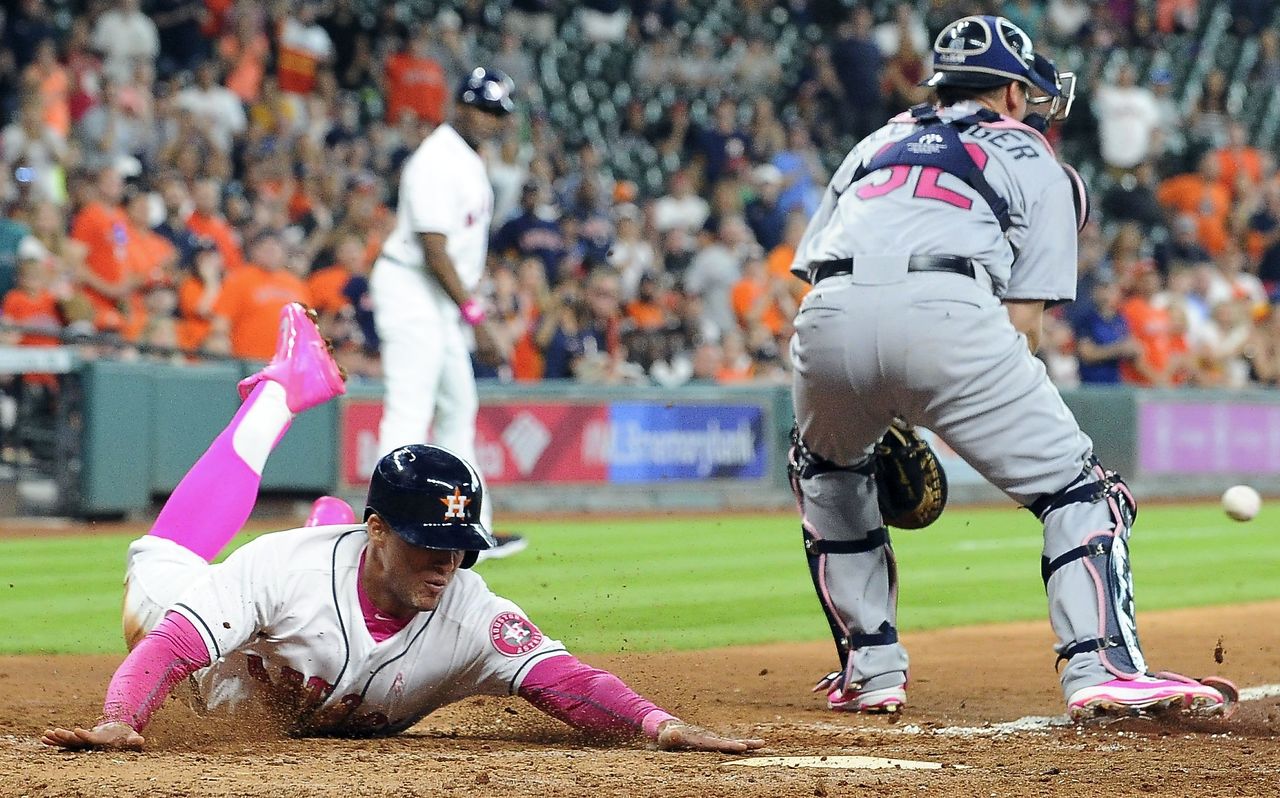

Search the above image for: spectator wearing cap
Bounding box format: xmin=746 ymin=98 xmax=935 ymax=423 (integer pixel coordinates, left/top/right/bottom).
xmin=186 ymin=179 xmax=245 ymax=272
xmin=69 ymin=166 xmax=137 ymax=333
xmin=91 ymin=0 xmax=160 ymax=85
xmin=492 ymin=183 xmax=566 ymax=284
xmin=744 ymin=164 xmax=788 ymax=252
xmin=175 ymin=238 xmax=223 ymax=351
xmin=1072 ymin=278 xmax=1141 ymax=384
xmin=1 ymin=237 xmax=62 ymax=348
xmin=210 ymin=229 xmax=311 ymax=360
xmin=608 ymin=204 xmax=656 ymax=302
xmin=384 ymin=27 xmax=448 ymax=127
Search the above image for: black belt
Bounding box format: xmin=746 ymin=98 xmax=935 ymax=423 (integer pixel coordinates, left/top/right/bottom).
xmin=810 ymin=255 xmax=975 ymax=285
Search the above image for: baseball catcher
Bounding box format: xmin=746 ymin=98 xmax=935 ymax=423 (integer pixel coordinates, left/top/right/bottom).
xmin=786 ymin=14 xmax=1236 ymax=719
xmin=42 ymin=304 xmax=763 ymax=754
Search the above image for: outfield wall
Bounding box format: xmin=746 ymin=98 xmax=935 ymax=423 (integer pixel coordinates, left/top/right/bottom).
xmin=53 ymin=360 xmax=1280 ymax=516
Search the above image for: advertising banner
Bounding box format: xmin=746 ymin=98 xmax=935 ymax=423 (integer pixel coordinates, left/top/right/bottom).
xmin=1138 ymin=400 xmax=1280 ymax=475
xmin=339 ymin=397 xmax=772 ymax=488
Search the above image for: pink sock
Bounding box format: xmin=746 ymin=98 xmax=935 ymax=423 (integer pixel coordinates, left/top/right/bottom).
xmin=149 ymin=381 xmax=294 ymax=562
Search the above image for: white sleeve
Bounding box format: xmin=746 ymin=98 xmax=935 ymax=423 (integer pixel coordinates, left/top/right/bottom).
xmin=403 ymin=152 xmax=460 ymax=237
xmin=168 ymin=538 xmax=285 ymax=662
xmin=1003 ymin=167 xmax=1079 ymax=303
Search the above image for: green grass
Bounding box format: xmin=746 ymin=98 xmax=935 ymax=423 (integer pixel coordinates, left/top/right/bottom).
xmin=1 ymin=504 xmax=1276 ymax=655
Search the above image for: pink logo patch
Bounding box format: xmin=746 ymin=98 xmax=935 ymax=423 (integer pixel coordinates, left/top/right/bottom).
xmin=489 ymin=612 xmax=543 ymax=657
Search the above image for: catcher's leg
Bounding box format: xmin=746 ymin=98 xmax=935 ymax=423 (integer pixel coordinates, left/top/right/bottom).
xmin=788 ymin=432 xmax=908 ymax=713
xmin=1034 ymin=463 xmax=1235 ymax=720
xmin=908 ymin=300 xmax=1234 ymax=720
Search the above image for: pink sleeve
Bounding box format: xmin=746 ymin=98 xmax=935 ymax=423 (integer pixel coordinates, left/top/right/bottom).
xmin=518 ymin=654 xmax=677 ymax=740
xmin=101 ymin=612 xmax=212 ymax=731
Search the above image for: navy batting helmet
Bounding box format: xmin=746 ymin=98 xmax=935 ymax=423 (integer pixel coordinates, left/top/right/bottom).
xmin=456 ymin=67 xmax=515 ymax=115
xmin=923 ymin=15 xmax=1076 ymax=122
xmin=364 ymin=445 xmax=495 ymax=568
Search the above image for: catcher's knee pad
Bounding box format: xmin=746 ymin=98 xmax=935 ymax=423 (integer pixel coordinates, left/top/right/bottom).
xmin=1032 ymin=457 xmax=1146 ymax=677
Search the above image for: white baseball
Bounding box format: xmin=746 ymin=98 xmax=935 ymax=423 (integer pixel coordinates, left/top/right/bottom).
xmin=1221 ymin=485 xmax=1261 ymax=522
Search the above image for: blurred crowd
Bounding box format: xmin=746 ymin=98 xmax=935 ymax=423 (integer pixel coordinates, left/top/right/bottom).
xmin=0 ymin=0 xmax=1278 ymax=390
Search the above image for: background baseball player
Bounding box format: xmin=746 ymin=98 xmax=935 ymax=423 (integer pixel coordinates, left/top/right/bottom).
xmin=787 ymin=16 xmax=1235 ymax=720
xmin=42 ymin=303 xmax=761 ymax=754
xmin=371 ymin=67 xmax=519 ymax=555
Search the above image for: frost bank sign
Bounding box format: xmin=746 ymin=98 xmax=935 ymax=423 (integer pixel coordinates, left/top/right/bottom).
xmin=605 ymin=403 xmax=767 ymax=482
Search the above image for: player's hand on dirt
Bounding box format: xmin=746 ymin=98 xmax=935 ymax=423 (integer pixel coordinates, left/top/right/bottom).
xmin=473 ymin=320 xmax=511 ymax=368
xmin=655 ymin=719 xmax=765 ymax=753
xmin=41 ymin=721 xmax=145 ymax=751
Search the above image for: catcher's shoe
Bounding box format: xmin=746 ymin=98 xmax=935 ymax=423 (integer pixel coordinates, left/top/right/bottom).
xmin=1067 ymin=673 xmax=1238 ymax=721
xmin=238 ymin=303 xmax=347 ymax=413
xmin=816 ymin=672 xmax=906 ymax=714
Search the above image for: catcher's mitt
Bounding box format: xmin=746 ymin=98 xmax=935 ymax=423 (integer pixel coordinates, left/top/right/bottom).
xmin=875 ymin=422 xmax=948 ymax=529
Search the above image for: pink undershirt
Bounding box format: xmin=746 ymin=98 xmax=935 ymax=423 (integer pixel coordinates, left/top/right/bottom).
xmin=103 ymin=611 xmax=674 ymax=740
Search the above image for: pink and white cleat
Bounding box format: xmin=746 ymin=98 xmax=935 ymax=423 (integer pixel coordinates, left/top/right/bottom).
xmin=305 ymin=496 xmax=357 ymax=527
xmin=237 ymin=303 xmax=347 ymax=413
xmin=1067 ymin=673 xmax=1238 ymax=721
xmin=815 ymin=672 xmax=906 ymax=714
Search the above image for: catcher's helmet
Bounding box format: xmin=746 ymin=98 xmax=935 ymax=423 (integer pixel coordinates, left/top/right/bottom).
xmin=923 ymin=15 xmax=1076 ymax=122
xmin=456 ymin=67 xmax=516 ymax=115
xmin=364 ymin=445 xmax=495 ymax=568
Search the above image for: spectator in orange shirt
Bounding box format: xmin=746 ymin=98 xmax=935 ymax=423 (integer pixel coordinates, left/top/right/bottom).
xmin=1213 ymin=121 xmax=1263 ymax=200
xmin=176 ymin=240 xmax=223 ymax=352
xmin=1156 ymin=152 xmax=1231 ymax=255
xmin=307 ymin=232 xmax=363 ymax=323
xmin=23 ymin=39 xmax=71 ymax=139
xmin=625 ymin=273 xmax=667 ymax=332
xmin=1118 ymin=261 xmax=1193 ymax=386
xmin=69 ymin=165 xmax=137 ymax=332
xmin=384 ymin=27 xmax=447 ymax=126
xmin=211 ymin=230 xmax=311 ymax=360
xmin=1 ymin=241 xmax=62 ymax=348
xmin=187 ymin=178 xmax=245 ymax=271
xmin=731 ymin=247 xmax=795 ymax=338
xmin=765 ymin=210 xmax=811 ymax=303
xmin=124 ymin=185 xmax=178 ymax=288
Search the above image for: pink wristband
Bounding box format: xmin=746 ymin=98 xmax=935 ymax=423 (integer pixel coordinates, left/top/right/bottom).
xmin=459 ymin=298 xmax=487 ymax=326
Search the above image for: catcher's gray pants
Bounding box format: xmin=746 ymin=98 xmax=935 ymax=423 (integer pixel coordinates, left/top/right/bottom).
xmin=791 ymin=271 xmax=1144 ymax=699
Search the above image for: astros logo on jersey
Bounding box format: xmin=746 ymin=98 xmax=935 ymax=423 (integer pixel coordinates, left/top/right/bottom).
xmin=489 ymin=612 xmax=544 ymax=656
xmin=440 ymin=487 xmax=471 ymax=520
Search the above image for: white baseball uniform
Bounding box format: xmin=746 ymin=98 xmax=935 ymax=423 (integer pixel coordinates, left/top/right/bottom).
xmin=124 ymin=527 xmax=564 ymax=734
xmin=372 ymin=123 xmax=495 ymax=529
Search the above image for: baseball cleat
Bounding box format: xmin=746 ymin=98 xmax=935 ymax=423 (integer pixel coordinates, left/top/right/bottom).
xmin=1067 ymin=673 xmax=1236 ymax=721
xmin=238 ymin=303 xmax=348 ymax=413
xmin=305 ymin=496 xmax=357 ymax=527
xmin=815 ymin=671 xmax=906 ymax=714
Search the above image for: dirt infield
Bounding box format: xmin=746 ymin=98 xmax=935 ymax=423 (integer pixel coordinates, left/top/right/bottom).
xmin=5 ymin=601 xmax=1279 ymax=797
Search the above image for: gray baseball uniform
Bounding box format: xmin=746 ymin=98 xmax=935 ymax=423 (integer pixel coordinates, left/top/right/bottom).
xmin=789 ymin=102 xmax=1147 ymax=701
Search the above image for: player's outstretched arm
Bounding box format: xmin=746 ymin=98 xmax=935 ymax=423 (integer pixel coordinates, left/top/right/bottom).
xmin=41 ymin=722 xmax=145 ymax=751
xmin=654 ymin=719 xmax=766 ymax=754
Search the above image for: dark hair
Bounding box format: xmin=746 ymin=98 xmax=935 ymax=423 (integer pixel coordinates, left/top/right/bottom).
xmin=935 ymin=83 xmax=1010 ymax=107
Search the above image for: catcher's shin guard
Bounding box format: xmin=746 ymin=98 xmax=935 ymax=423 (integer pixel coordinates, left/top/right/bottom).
xmin=788 ymin=432 xmax=908 ymax=700
xmin=1033 ymin=458 xmax=1149 ymax=693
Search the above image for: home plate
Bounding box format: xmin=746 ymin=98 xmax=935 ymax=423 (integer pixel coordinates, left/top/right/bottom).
xmin=725 ymin=756 xmax=962 ymax=770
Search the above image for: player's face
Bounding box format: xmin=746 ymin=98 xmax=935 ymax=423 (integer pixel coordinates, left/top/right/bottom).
xmin=366 ymin=517 xmax=465 ymax=613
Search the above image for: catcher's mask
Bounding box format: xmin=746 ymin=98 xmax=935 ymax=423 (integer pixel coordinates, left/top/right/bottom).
xmin=364 ymin=445 xmax=495 ymax=568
